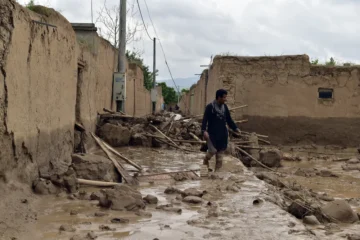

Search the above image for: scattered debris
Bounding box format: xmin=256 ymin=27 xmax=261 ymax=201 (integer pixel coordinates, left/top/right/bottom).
xmin=143 ymin=194 xmax=158 ymax=204
xmin=111 ymin=218 xmax=129 ymax=224
xmin=59 ymin=224 xmax=76 ymax=232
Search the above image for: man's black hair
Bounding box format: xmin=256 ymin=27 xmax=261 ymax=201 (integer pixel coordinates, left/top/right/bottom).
xmin=216 ymin=89 xmax=228 ymax=99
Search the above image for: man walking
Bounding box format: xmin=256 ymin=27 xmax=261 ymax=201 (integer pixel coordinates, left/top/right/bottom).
xmin=201 ymin=89 xmax=240 ymax=174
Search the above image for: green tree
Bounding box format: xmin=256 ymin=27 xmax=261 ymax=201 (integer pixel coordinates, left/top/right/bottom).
xmin=325 ymin=57 xmax=336 ymax=66
xmin=181 ymin=88 xmax=190 ymax=94
xmin=158 ymin=82 xmax=177 ymax=104
xmin=311 ymin=58 xmax=319 ymax=65
xmin=26 ymin=0 xmax=35 ymax=10
xmin=126 ymin=50 xmax=157 ymax=90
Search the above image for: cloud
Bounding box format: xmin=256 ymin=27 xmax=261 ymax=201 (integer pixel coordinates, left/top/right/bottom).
xmin=19 ymin=0 xmax=360 ymax=82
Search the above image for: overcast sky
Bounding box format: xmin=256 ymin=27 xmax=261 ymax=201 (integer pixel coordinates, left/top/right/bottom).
xmin=18 ymin=0 xmax=360 ymax=86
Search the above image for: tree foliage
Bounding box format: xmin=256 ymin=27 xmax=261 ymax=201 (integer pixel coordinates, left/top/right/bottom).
xmin=325 ymin=57 xmax=336 ymax=66
xmin=157 ymin=82 xmax=178 ymax=104
xmin=181 ymin=88 xmax=190 ymax=94
xmin=310 ymin=58 xmax=319 ymax=65
xmin=126 ymin=50 xmax=155 ymax=90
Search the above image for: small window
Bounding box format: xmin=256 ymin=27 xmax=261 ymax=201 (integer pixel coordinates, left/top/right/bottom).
xmin=318 ymin=88 xmax=333 ymax=99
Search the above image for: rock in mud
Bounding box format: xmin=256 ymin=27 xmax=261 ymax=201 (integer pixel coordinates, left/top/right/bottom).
xmin=303 ymin=215 xmax=321 ymax=225
xmin=347 ymin=158 xmax=360 ymax=164
xmin=181 ymin=188 xmax=204 ymax=198
xmin=130 ymin=133 xmax=151 ymax=147
xmin=63 ymin=167 xmax=78 ymax=193
xmin=72 ymin=154 xmax=120 ymax=182
xmin=86 ymin=231 xmax=97 ymax=239
xmin=70 ymin=235 xmax=82 ymax=240
xmin=342 ymin=164 xmax=360 ymax=171
xmin=99 ymin=225 xmax=115 ymax=231
xmin=317 ymin=169 xmax=338 ymax=178
xmin=255 ymin=172 xmax=285 ymax=188
xmin=90 ymin=192 xmax=103 ymax=201
xmin=111 ymin=218 xmax=129 ymax=224
xmin=294 ymin=168 xmax=317 ymax=177
xmin=156 ymin=204 xmax=182 ymax=214
xmin=183 ymin=196 xmax=203 ymax=204
xmin=135 ymin=210 xmax=152 ymax=217
xmin=347 ymin=234 xmax=360 ymax=240
xmin=143 ymin=194 xmax=158 ymax=204
xmin=225 ymin=182 xmax=241 ymax=192
xmin=164 ymin=186 xmax=183 ymax=195
xmin=318 ymin=193 xmax=334 ymax=202
xmin=100 ymin=185 xmax=145 ymax=211
xmin=74 ymin=191 xmax=91 ymax=200
xmin=321 ymin=200 xmax=359 ymax=223
xmin=288 ymin=199 xmax=310 ymax=219
xmin=33 ymin=178 xmax=59 ymax=195
xmin=259 ymin=148 xmax=282 ymax=168
xmin=94 ymin=212 xmax=108 ymax=217
xmin=97 ymin=123 xmax=131 ymax=147
xmin=284 ymin=190 xmax=301 ymax=201
xmin=59 ymin=224 xmax=76 ymax=232
xmin=70 ymin=210 xmax=79 ymax=215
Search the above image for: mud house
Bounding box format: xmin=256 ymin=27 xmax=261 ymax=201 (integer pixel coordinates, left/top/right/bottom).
xmin=180 ymin=55 xmax=360 ymax=146
xmin=0 ymin=1 xmax=163 ymax=186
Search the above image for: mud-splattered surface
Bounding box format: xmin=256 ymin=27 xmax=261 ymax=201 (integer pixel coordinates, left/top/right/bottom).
xmin=29 ymin=147 xmax=316 ymax=240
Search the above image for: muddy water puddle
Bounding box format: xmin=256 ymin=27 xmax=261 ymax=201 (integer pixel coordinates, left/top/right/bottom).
xmin=34 ymin=147 xmax=318 ymax=240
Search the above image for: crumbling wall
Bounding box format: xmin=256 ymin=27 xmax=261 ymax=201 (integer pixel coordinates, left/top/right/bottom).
xmin=1 ymin=3 xmax=77 ymax=183
xmin=210 ymin=55 xmax=360 ymax=146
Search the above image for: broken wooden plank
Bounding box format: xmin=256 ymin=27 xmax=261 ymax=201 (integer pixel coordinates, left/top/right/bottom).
xmin=157 ymin=138 xmax=198 ymax=153
xmin=150 ymin=124 xmax=179 ymax=147
xmin=101 ymin=141 xmax=142 ymax=171
xmin=235 ymin=119 xmax=248 ymax=124
xmin=258 ymin=138 xmax=271 ymax=145
xmin=136 ymin=170 xmax=199 ymax=181
xmin=161 ymin=115 xmax=175 ymax=131
xmin=75 ymin=122 xmax=85 ymax=132
xmin=236 ymin=147 xmax=277 ymax=173
xmin=77 ymin=178 xmax=121 ymax=187
xmin=236 ymin=145 xmax=264 ymax=150
xmin=91 ymin=133 xmax=138 ymax=185
xmin=189 ymin=132 xmax=202 ymax=143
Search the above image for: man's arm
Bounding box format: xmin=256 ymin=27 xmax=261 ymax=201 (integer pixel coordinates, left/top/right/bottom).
xmin=225 ymin=105 xmax=240 ymax=132
xmin=201 ymin=105 xmax=211 ymax=137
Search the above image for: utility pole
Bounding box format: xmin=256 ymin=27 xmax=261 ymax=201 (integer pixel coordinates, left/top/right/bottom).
xmin=113 ymin=0 xmax=127 ymax=113
xmin=152 ymin=37 xmax=157 ymax=113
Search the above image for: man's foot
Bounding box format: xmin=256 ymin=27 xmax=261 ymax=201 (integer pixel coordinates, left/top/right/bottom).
xmin=200 ymin=165 xmax=213 ymax=177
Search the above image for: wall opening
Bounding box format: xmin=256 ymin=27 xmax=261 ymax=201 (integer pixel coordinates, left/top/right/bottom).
xmin=75 ymin=66 xmax=84 ymax=122
xmin=318 ymin=88 xmax=333 ymax=99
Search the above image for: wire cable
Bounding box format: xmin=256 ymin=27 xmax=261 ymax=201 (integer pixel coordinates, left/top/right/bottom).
xmin=142 ymin=0 xmax=180 ymax=94
xmin=136 ymin=0 xmax=153 ymax=41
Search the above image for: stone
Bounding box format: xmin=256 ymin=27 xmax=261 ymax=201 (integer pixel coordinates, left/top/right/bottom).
xmin=97 ymin=123 xmax=131 ymax=147
xmin=59 ymin=224 xmax=76 ymax=232
xmin=288 ymin=199 xmax=310 ymax=219
xmin=94 ymin=212 xmax=108 ymax=217
xmin=70 ymin=235 xmax=82 ymax=240
xmin=130 ymin=133 xmax=152 ymax=147
xmin=70 ymin=210 xmax=78 ymax=215
xmin=347 ymin=234 xmax=360 ymax=240
xmin=86 ymin=231 xmax=97 ymax=239
xmin=111 ymin=218 xmax=129 ymax=224
xmin=342 ymin=164 xmax=360 ymax=171
xmin=225 ymin=183 xmax=241 ymax=192
xmin=303 ymin=215 xmax=321 ymax=225
xmin=72 ymin=154 xmax=120 ymax=182
xmin=135 ymin=210 xmax=152 ymax=217
xmin=143 ymin=194 xmax=158 ymax=204
xmin=283 ymin=153 xmax=298 ymax=161
xmin=99 ymin=225 xmax=115 ymax=231
xmin=318 ymin=169 xmax=338 ymax=178
xmin=181 ymin=188 xmax=204 ymax=198
xmin=259 ymin=148 xmax=282 ymax=168
xmin=255 ymin=172 xmax=285 ymax=188
xmin=63 ymin=168 xmax=78 ymax=193
xmin=33 ymin=178 xmax=59 ymax=195
xmin=90 ymin=192 xmax=103 ymax=201
xmin=100 ymin=185 xmax=145 ymax=211
xmin=164 ymin=186 xmax=183 ymax=195
xmin=183 ymin=196 xmax=203 ymax=204
xmin=284 ymin=190 xmax=301 ymax=200
xmin=321 ymin=200 xmax=359 ymax=223
xmin=347 ymin=158 xmax=360 ymax=164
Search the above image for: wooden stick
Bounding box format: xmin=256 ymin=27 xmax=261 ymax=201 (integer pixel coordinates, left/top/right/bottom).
xmin=259 ymin=138 xmax=271 ymax=145
xmin=101 ymin=141 xmax=142 ymax=171
xmin=75 ymin=122 xmax=85 ymax=132
xmin=231 ymin=140 xmax=253 ymax=144
xmin=241 ymin=131 xmax=269 ymax=138
xmin=77 ymin=178 xmax=121 ymax=187
xmin=91 ymin=133 xmax=138 ymax=185
xmin=157 ymin=138 xmax=197 ymax=153
xmin=103 ymin=108 xmax=126 ymax=116
xmin=235 ymin=119 xmax=248 ymax=124
xmin=136 ymin=170 xmax=199 ymax=180
xmin=236 ymin=145 xmax=264 ymax=150
xmin=167 ymin=121 xmax=174 ymax=135
xmin=150 ymin=124 xmax=179 ymax=147
xmin=332 ymin=158 xmax=351 ymax=162
xmin=236 ymin=147 xmax=277 ymax=173
xmin=161 ymin=115 xmax=175 ymax=131
xmin=189 ymin=132 xmax=202 ymax=142
xmin=144 ymin=134 xmax=205 ymax=144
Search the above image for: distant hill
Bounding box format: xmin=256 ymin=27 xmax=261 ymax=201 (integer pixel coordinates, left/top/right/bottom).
xmin=158 ymin=76 xmax=199 ymax=90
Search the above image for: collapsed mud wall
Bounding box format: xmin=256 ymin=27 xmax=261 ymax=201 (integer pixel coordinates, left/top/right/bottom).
xmin=181 ymin=54 xmax=360 ymax=146
xmin=0 ymin=1 xmax=164 ymax=186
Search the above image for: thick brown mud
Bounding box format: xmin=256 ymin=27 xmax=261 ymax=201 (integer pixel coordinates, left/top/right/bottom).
xmin=24 ymin=146 xmax=360 ymax=239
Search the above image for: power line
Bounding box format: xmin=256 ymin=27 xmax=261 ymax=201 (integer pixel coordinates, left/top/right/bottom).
xmin=142 ymin=0 xmax=180 ymax=94
xmin=135 ymin=0 xmax=153 ymax=41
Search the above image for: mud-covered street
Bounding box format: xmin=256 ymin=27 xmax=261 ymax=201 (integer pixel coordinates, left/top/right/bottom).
xmin=20 ymin=145 xmax=359 ymax=240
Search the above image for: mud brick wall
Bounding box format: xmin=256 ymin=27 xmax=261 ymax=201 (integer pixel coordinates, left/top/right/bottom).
xmin=0 ymin=1 xmax=163 ymax=186
xmin=180 ymin=54 xmax=360 ymax=147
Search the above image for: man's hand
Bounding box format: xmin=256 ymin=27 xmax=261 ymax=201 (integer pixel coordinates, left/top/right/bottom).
xmin=203 ymin=131 xmax=209 ymax=141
